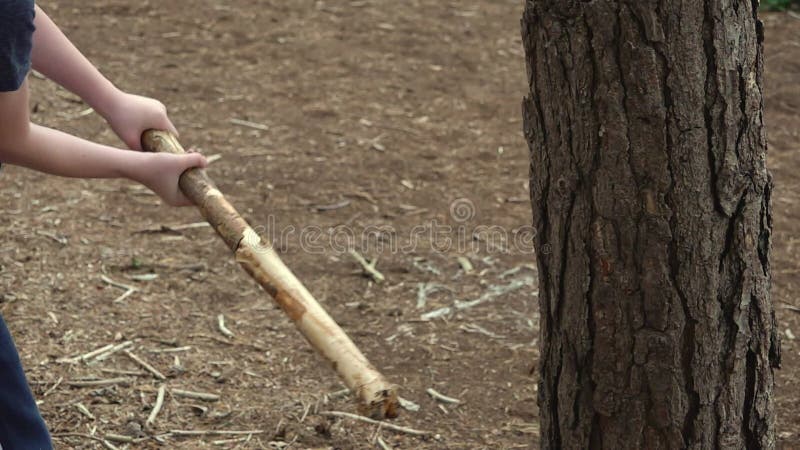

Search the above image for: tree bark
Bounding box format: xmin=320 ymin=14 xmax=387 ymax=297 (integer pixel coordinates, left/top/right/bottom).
xmin=521 ymin=1 xmax=780 ymax=449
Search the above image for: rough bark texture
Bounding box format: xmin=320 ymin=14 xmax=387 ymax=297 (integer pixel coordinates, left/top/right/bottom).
xmin=521 ymin=1 xmax=780 ymax=449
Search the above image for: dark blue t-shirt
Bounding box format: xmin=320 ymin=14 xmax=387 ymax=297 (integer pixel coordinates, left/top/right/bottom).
xmin=0 ymin=0 xmax=36 ymax=92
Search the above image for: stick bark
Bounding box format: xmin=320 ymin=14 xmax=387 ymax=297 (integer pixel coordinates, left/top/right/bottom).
xmin=141 ymin=130 xmax=398 ymax=419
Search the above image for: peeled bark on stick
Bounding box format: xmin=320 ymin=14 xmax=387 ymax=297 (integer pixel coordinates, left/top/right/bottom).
xmin=141 ymin=130 xmax=398 ymax=419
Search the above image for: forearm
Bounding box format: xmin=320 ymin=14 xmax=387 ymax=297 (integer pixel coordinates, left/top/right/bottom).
xmin=30 ymin=5 xmax=118 ymax=116
xmin=2 ymin=123 xmax=145 ymax=180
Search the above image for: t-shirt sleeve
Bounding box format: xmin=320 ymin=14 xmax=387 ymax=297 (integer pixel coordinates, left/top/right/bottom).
xmin=0 ymin=0 xmax=36 ymax=92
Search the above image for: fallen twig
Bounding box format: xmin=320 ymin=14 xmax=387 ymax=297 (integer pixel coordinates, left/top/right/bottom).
xmin=137 ymin=222 xmax=211 ymax=234
xmin=75 ymin=402 xmax=95 ymax=420
xmin=782 ymin=303 xmax=800 ymax=314
xmin=100 ymin=275 xmax=138 ymax=303
xmin=127 ymin=273 xmax=159 ymax=282
xmin=459 ymin=323 xmax=505 ymax=339
xmin=113 ymin=289 xmax=136 ymax=303
xmin=54 ymin=433 xmax=128 ymax=450
xmin=412 ymin=257 xmax=441 ymax=276
xmin=230 ymin=118 xmax=270 ymax=131
xmin=313 ymin=199 xmax=351 ymax=212
xmin=326 ymin=388 xmax=351 ymax=401
xmin=51 ymin=433 xmax=104 ymax=444
xmin=125 ymin=350 xmax=166 ymax=380
xmin=149 ymin=346 xmax=192 ymax=354
xmin=456 ymin=256 xmax=474 ymax=274
xmin=100 ymin=275 xmax=136 ymax=292
xmin=212 ymin=436 xmax=252 ymax=445
xmin=102 ymin=440 xmax=121 ymax=450
xmin=188 ymin=333 xmax=234 ymax=346
xmin=499 ymin=264 xmax=536 ymax=279
xmin=37 ymin=230 xmax=68 ymax=245
xmin=426 ymin=388 xmax=461 ymax=404
xmin=146 ymin=385 xmax=167 ymax=427
xmin=43 ymin=377 xmax=63 ymax=397
xmin=217 ymin=314 xmax=235 ymax=338
xmin=376 ymin=435 xmax=393 ymax=450
xmin=421 ymin=276 xmax=534 ymax=320
xmin=319 ymin=411 xmax=430 ymax=436
xmin=99 ymin=368 xmax=147 ymax=377
xmin=94 ymin=341 xmax=134 ymax=361
xmin=349 ymin=250 xmax=385 ymax=283
xmin=58 ymin=343 xmax=114 ymax=363
xmin=103 ymin=434 xmax=134 ymax=444
xmin=398 ymin=397 xmax=421 ymax=412
xmin=168 ymin=429 xmax=265 ymax=436
xmin=299 ymin=401 xmax=312 ymax=423
xmin=171 ymin=388 xmax=220 ymax=402
xmin=67 ymin=378 xmax=132 ymax=388
xmin=416 ymin=283 xmax=451 ymax=309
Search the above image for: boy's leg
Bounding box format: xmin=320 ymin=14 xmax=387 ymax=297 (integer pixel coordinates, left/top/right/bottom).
xmin=0 ymin=315 xmax=52 ymax=450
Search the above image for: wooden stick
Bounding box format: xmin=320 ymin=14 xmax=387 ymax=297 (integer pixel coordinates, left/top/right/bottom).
xmin=67 ymin=378 xmax=132 ymax=388
xmin=349 ymin=250 xmax=385 ymax=283
xmin=100 ymin=368 xmax=147 ymax=377
xmin=103 ymin=434 xmax=134 ymax=444
xmin=171 ymin=388 xmax=220 ymax=402
xmin=212 ymin=437 xmax=251 ymax=445
xmin=142 ymin=130 xmax=398 ymax=419
xmin=456 ymin=256 xmax=474 ymax=274
xmin=230 ymin=118 xmax=270 ymax=131
xmin=100 ymin=275 xmax=137 ymax=303
xmin=58 ymin=343 xmax=114 ymax=363
xmin=102 ymin=440 xmax=121 ymax=450
xmin=100 ymin=275 xmax=136 ymax=292
xmin=318 ymin=411 xmax=430 ymax=436
xmin=149 ymin=346 xmax=192 ymax=354
xmin=217 ymin=314 xmax=235 ymax=338
xmin=51 ymin=433 xmax=104 ymax=444
xmin=94 ymin=341 xmax=134 ymax=361
xmin=426 ymin=388 xmax=461 ymax=404
xmin=146 ymin=385 xmax=167 ymax=427
xmin=75 ymin=402 xmax=95 ymax=420
xmin=43 ymin=377 xmax=63 ymax=397
xmin=168 ymin=429 xmax=265 ymax=436
xmin=376 ymin=436 xmax=394 ymax=450
xmin=124 ymin=350 xmax=167 ymax=380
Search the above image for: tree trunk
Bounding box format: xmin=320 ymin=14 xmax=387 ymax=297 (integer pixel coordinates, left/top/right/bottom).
xmin=521 ymin=1 xmax=780 ymax=449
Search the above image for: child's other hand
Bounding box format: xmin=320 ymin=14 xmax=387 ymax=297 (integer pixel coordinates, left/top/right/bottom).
xmin=133 ymin=151 xmax=208 ymax=206
xmin=104 ymin=91 xmax=179 ymax=150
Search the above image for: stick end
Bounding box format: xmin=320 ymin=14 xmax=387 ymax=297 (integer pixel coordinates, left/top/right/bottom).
xmin=141 ymin=129 xmax=185 ymax=155
xmin=357 ymin=383 xmax=399 ymax=420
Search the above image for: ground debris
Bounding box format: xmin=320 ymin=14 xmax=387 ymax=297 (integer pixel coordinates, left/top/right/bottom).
xmin=421 ymin=276 xmax=535 ymax=320
xmin=349 ymin=250 xmax=385 ymax=283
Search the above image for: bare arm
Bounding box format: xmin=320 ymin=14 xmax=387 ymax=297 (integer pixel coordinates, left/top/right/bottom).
xmin=0 ymin=80 xmax=206 ymax=206
xmin=30 ymin=5 xmax=178 ymax=150
xmin=1 ymin=5 xmax=209 ymax=206
xmin=29 ymin=6 xmax=116 ymax=118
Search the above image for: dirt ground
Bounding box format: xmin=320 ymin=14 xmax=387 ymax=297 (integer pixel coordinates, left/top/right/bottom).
xmin=0 ymin=1 xmax=797 ymax=449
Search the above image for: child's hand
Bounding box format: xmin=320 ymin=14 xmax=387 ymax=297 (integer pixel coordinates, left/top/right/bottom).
xmin=103 ymin=91 xmax=179 ymax=151
xmin=132 ymin=151 xmax=208 ymax=206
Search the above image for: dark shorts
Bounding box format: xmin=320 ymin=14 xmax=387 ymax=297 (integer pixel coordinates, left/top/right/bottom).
xmin=0 ymin=315 xmax=52 ymax=449
xmin=0 ymin=0 xmax=36 ymax=92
